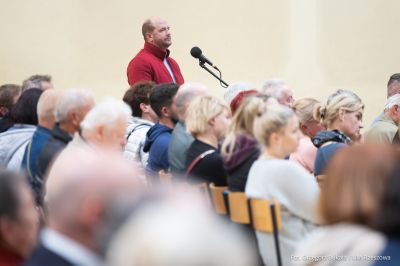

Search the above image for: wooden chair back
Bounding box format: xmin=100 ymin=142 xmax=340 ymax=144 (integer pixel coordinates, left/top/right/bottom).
xmin=228 ymin=192 xmax=251 ymax=224
xmin=209 ymin=183 xmax=228 ymax=215
xmin=250 ymin=198 xmax=282 ymax=232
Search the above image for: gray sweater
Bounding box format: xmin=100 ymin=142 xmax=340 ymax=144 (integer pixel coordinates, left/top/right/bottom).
xmin=245 ymin=159 xmax=320 ymax=266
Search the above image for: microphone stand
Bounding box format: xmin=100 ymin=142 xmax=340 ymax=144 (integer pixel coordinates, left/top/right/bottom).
xmin=199 ymin=61 xmax=229 ymax=88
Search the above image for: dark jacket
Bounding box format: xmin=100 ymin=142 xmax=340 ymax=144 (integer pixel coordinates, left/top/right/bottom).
xmin=223 ymin=135 xmax=260 ymax=192
xmin=34 ymin=124 xmax=72 ymax=205
xmin=143 ymin=123 xmax=173 ymax=176
xmin=24 ymin=244 xmax=74 ymax=266
xmin=21 ymin=125 xmax=52 ymax=181
xmin=186 ymin=139 xmax=227 ymax=186
xmin=312 ymin=130 xmax=350 ymax=176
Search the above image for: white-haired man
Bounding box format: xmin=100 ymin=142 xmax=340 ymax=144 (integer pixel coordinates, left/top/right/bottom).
xmin=34 ymin=90 xmax=94 ymax=204
xmin=365 ymin=94 xmax=400 ymax=144
xmin=261 ymin=78 xmax=294 ymax=107
xmin=76 ymin=98 xmax=131 ymax=150
xmin=168 ymin=83 xmax=208 ymax=174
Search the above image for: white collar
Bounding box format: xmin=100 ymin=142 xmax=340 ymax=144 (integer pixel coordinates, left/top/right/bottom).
xmin=41 ymin=228 xmax=104 ymax=266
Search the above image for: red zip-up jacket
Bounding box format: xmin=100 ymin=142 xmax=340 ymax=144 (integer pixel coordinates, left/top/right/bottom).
xmin=127 ymin=42 xmax=184 ymax=86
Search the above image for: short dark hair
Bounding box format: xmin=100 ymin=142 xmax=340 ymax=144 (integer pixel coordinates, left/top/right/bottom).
xmin=0 ymin=170 xmax=25 ymax=220
xmin=22 ymin=74 xmax=52 ymax=92
xmin=150 ymin=83 xmax=179 ymax=118
xmin=11 ymin=88 xmax=43 ymax=125
xmin=142 ymin=19 xmax=155 ymax=40
xmin=387 ymin=73 xmax=400 ymax=88
xmin=0 ymin=84 xmax=21 ymax=110
xmin=123 ymin=81 xmax=155 ymax=117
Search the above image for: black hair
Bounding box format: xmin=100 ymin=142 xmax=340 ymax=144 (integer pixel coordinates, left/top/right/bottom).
xmin=149 ymin=83 xmax=179 ymax=118
xmin=10 ymin=88 xmax=42 ymax=125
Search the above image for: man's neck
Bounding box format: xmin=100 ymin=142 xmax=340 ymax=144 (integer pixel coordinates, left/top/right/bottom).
xmin=142 ymin=113 xmax=156 ymax=123
xmin=59 ymin=122 xmax=76 ymax=135
xmin=159 ymin=118 xmax=175 ymax=129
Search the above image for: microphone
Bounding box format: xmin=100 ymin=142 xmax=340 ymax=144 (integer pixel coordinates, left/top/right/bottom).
xmin=190 ymin=47 xmax=218 ymax=69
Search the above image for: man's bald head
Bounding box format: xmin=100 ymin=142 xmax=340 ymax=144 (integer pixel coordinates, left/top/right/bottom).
xmin=175 ymin=83 xmax=208 ymax=120
xmin=37 ymin=89 xmax=64 ymax=129
xmin=142 ymin=16 xmax=171 ymax=50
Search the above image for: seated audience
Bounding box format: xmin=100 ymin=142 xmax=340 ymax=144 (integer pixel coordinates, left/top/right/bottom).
xmin=221 ymin=94 xmax=274 ymax=192
xmin=185 ymin=95 xmax=230 ymax=185
xmin=0 ymin=89 xmax=42 ymax=166
xmin=261 ymin=78 xmax=294 ymax=107
xmin=293 ymin=144 xmax=394 ymax=266
xmin=0 ymin=170 xmax=39 ymax=266
xmin=312 ymin=89 xmax=364 ymax=176
xmin=290 ymin=98 xmax=324 ymax=173
xmin=123 ymin=81 xmax=158 ymax=168
xmin=106 ymin=189 xmax=255 ymax=266
xmin=245 ymin=103 xmax=319 ymax=266
xmin=168 ymin=82 xmax=208 ymax=175
xmin=143 ymin=83 xmax=179 ymax=179
xmin=365 ymin=94 xmax=400 ymax=144
xmin=34 ymin=89 xmax=94 ymax=205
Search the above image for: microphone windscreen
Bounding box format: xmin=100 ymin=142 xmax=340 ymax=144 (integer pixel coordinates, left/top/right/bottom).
xmin=190 ymin=47 xmax=202 ymax=59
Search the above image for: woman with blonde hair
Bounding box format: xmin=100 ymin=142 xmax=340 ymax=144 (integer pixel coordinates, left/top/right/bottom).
xmin=290 ymin=98 xmax=324 ymax=173
xmin=185 ymin=95 xmax=230 ymax=185
xmin=312 ymin=89 xmax=364 ymax=176
xmin=221 ymin=94 xmax=275 ymax=192
xmin=293 ymin=144 xmax=394 ymax=266
xmin=245 ymin=103 xmax=320 ymax=266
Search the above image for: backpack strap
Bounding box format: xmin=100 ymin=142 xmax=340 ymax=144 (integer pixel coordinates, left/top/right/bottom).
xmin=184 ymin=149 xmax=215 ymax=177
xmin=126 ymin=124 xmax=150 ymax=140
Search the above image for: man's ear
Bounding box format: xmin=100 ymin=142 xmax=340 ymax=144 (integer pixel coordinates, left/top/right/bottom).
xmin=94 ymin=124 xmax=106 ymax=140
xmin=145 ymin=32 xmax=153 ymax=43
xmin=140 ymin=103 xmax=149 ymax=113
xmin=160 ymin=106 xmax=169 ymax=118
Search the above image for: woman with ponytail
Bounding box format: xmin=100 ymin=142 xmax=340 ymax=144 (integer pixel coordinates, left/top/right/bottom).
xmin=312 ymin=89 xmax=364 ymax=176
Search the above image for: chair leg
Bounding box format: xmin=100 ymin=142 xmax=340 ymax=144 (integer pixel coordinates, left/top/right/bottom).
xmin=270 ymin=204 xmax=282 ymax=266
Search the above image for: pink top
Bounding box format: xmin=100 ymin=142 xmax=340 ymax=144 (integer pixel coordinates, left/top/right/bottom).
xmin=289 ymin=136 xmax=317 ymax=174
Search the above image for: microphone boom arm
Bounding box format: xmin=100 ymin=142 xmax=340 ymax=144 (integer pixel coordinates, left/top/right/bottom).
xmin=198 ymin=61 xmax=229 ymax=88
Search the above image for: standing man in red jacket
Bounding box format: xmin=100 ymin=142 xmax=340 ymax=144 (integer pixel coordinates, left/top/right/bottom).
xmin=127 ymin=17 xmax=184 ymax=86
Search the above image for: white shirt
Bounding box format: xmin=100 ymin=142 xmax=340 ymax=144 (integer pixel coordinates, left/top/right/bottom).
xmin=163 ymin=58 xmax=176 ymax=83
xmin=41 ymin=228 xmax=104 ymax=266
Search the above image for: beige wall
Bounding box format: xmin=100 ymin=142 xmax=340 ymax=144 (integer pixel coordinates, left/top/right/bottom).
xmin=1 ymin=0 xmax=399 ymax=125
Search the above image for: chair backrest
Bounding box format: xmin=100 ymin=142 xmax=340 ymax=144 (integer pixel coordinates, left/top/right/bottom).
xmin=228 ymin=192 xmax=251 ymax=224
xmin=159 ymin=170 xmax=173 ymax=184
xmin=250 ymin=198 xmax=282 ymax=232
xmin=209 ymin=183 xmax=228 ymax=215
